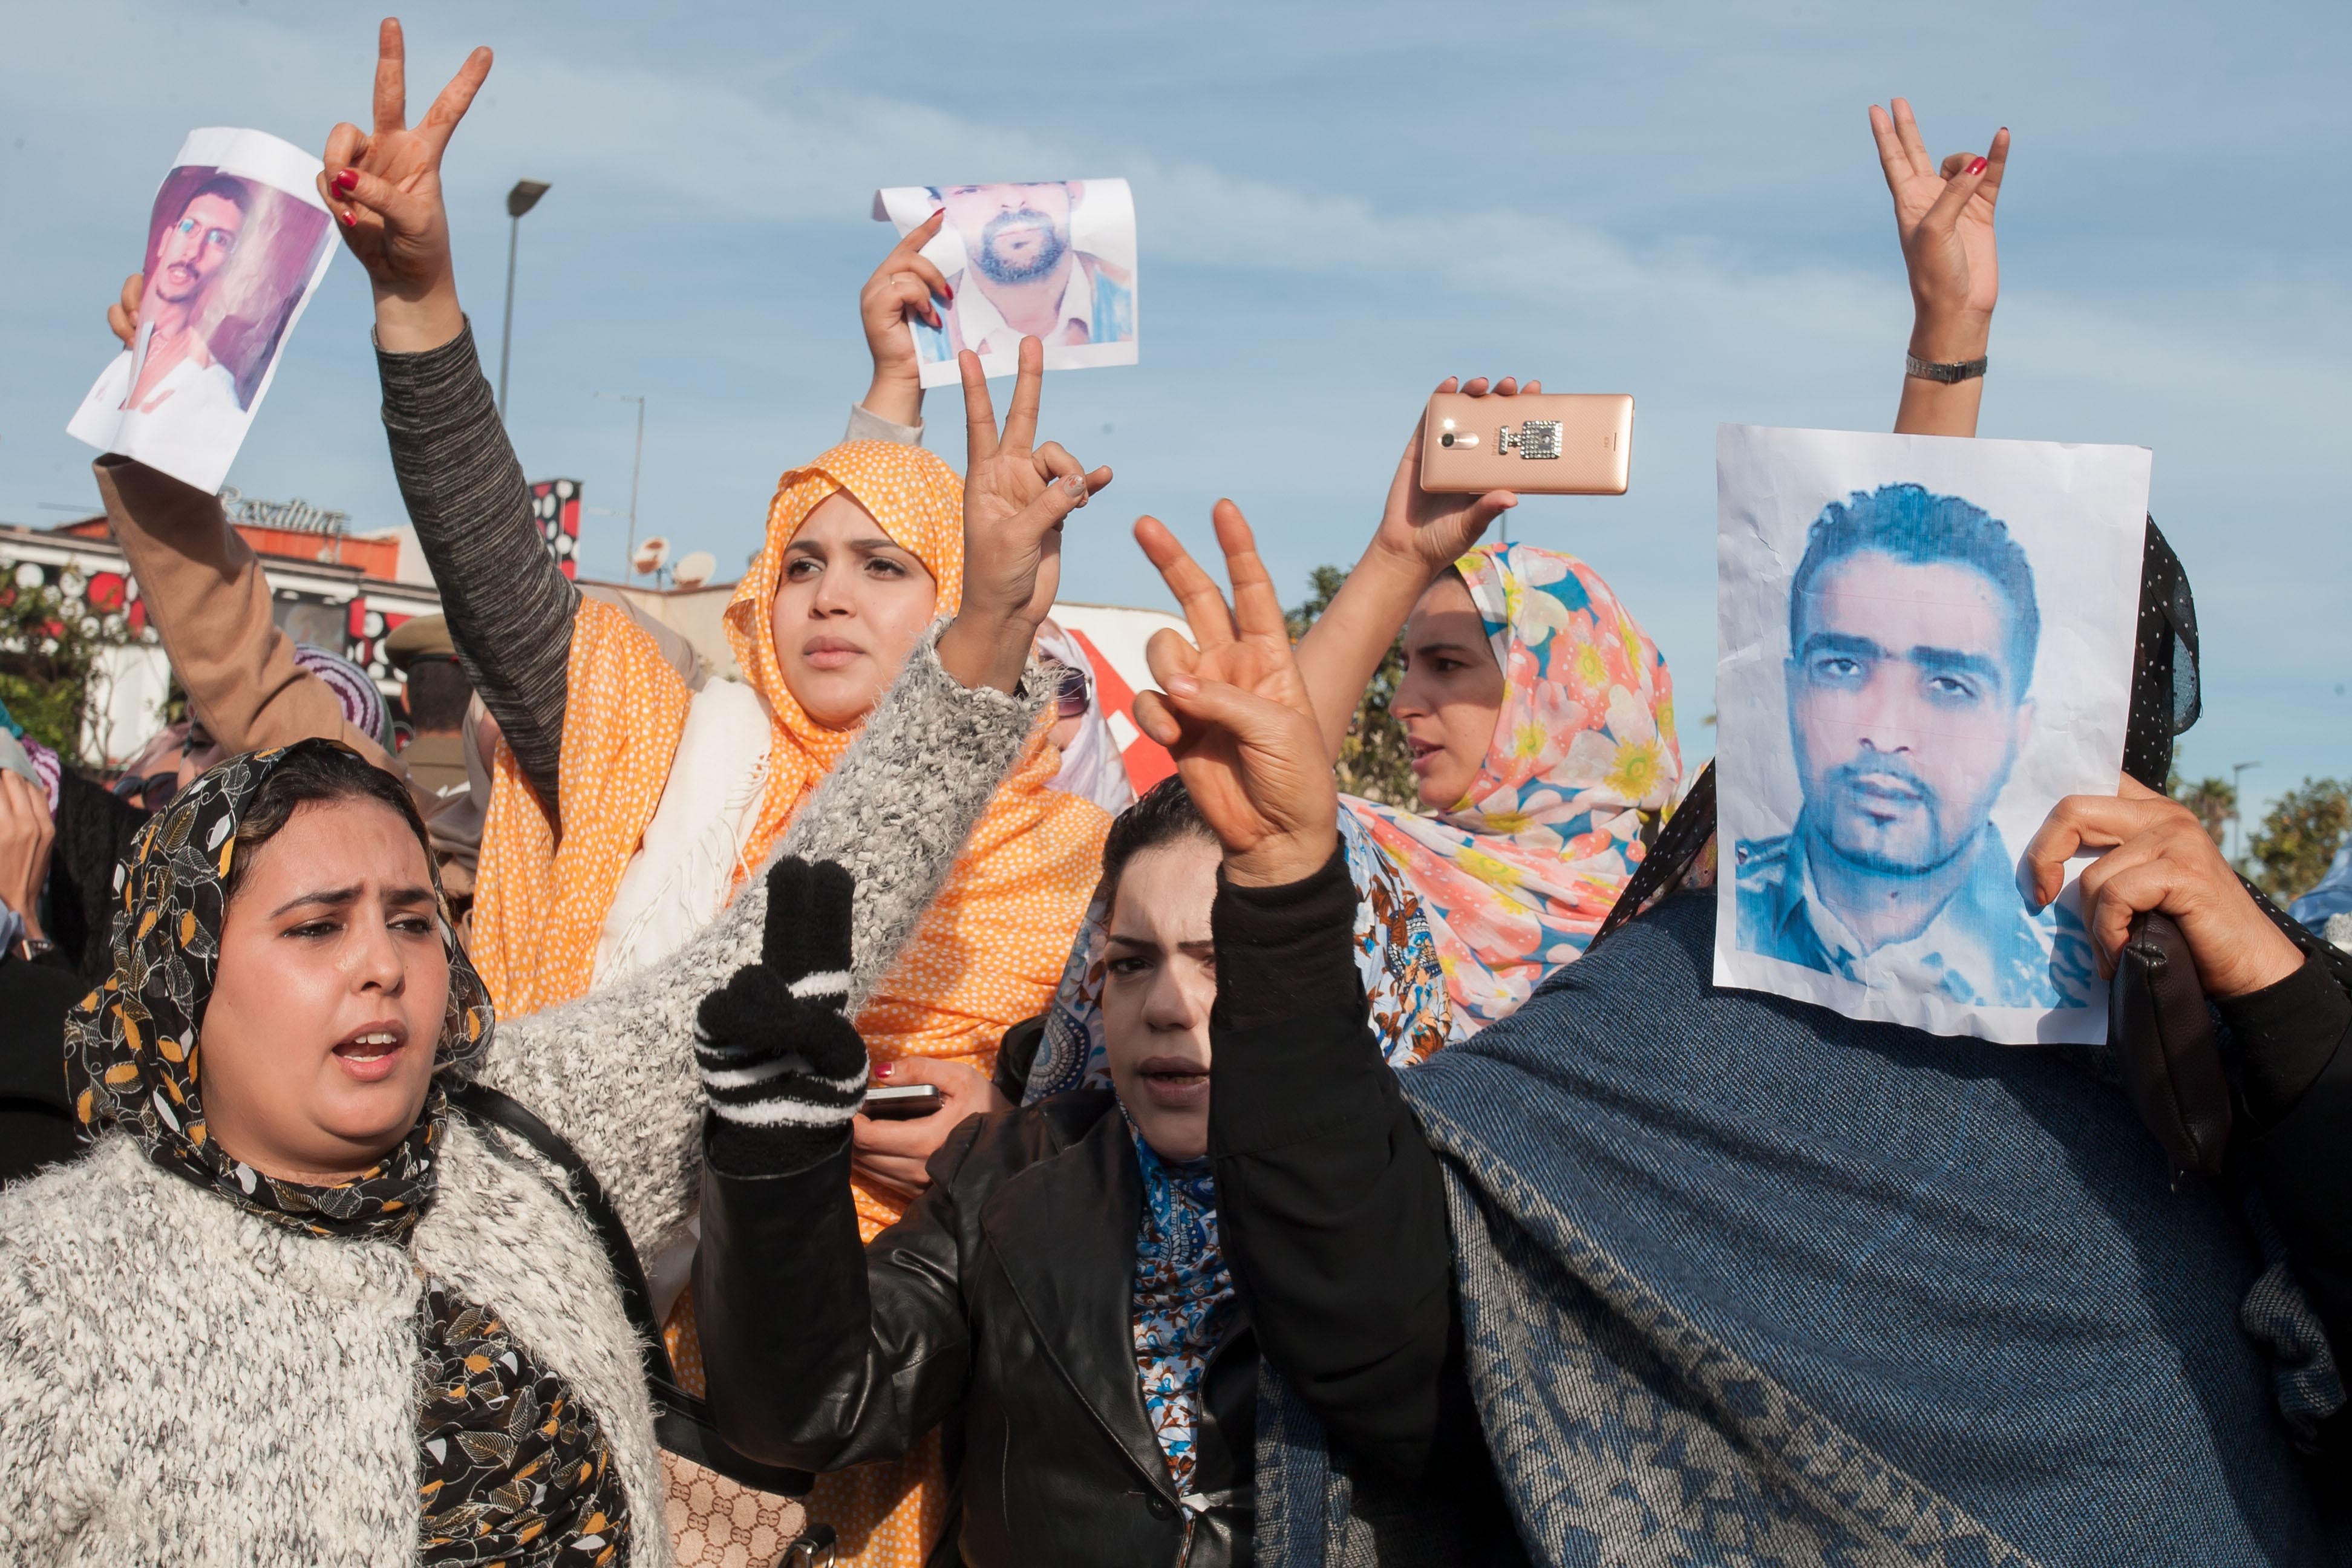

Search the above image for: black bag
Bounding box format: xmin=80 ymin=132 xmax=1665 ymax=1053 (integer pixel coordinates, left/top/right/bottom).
xmin=2108 ymin=910 xmax=2233 ymax=1175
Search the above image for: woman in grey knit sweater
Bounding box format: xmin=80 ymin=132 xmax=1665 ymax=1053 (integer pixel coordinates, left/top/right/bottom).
xmin=0 ymin=45 xmax=1090 ymax=1546
xmin=0 ymin=592 xmax=1061 ymax=1566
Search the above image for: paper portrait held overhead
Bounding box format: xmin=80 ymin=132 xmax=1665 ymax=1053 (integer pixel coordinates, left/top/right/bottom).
xmin=872 ymin=178 xmax=1138 ymax=387
xmin=1713 ymin=425 xmax=2152 ymax=1046
xmin=67 ymin=128 xmax=338 ymax=493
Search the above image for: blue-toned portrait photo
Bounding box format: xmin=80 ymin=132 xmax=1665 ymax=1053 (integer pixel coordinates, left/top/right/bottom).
xmin=1732 ymin=482 xmax=2095 ymax=1010
xmin=1713 ymin=425 xmax=2151 ymax=1046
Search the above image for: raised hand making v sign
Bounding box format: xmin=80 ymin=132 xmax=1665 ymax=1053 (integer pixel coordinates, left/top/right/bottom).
xmin=318 ymin=18 xmax=491 ymax=354
xmin=1871 ymin=97 xmax=2009 ymax=439
xmin=933 ymin=340 xmax=1114 ymax=697
xmin=1131 ymin=503 xmax=1337 ymax=889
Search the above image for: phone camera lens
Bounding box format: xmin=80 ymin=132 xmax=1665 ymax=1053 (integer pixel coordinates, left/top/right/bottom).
xmin=1441 ymin=433 xmax=1456 ymax=448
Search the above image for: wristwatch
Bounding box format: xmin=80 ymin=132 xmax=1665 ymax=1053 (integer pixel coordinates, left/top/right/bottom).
xmin=1905 ymin=352 xmax=1988 ymax=384
xmin=11 ymin=935 xmax=56 ymax=964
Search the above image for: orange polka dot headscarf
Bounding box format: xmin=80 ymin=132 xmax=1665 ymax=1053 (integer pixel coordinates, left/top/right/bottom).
xmin=725 ymin=444 xmax=1109 ymax=1224
xmin=723 ymin=440 xmax=967 ymax=869
xmin=478 ymin=439 xmax=1107 ymax=1232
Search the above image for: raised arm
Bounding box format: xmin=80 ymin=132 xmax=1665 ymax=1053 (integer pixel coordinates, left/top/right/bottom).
xmin=688 ymin=859 xmax=976 ymax=1469
xmin=847 ymin=210 xmax=950 ymax=439
xmin=1132 ymin=503 xmax=1459 ymax=1479
xmin=1872 ymin=98 xmax=2008 ymax=439
xmin=483 ymin=335 xmax=1099 ymax=1237
xmin=95 ymin=265 xmax=419 ymax=788
xmin=320 ymin=21 xmax=574 ymax=806
xmin=1291 ymin=383 xmax=1518 ymax=761
xmin=478 ymin=618 xmax=1051 ymax=1247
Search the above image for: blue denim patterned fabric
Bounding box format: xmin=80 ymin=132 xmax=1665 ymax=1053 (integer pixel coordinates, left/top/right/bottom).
xmin=1258 ymin=891 xmax=2340 ymax=1565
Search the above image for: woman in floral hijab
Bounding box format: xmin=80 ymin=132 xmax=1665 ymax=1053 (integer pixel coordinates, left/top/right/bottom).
xmin=1295 ymin=379 xmax=1681 ymax=1033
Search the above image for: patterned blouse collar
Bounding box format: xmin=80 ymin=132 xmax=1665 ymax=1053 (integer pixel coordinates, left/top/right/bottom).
xmin=1126 ymin=1117 xmax=1238 ymax=1508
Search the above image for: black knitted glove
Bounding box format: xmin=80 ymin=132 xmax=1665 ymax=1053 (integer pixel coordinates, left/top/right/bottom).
xmin=697 ymin=857 xmax=867 ymax=1174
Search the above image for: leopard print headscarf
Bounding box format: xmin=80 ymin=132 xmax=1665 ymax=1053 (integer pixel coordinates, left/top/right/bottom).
xmin=64 ymin=740 xmax=492 ymax=1237
xmin=61 ymin=740 xmax=630 ymax=1564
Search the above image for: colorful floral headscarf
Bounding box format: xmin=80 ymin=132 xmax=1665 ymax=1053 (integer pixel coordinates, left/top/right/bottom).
xmin=64 ymin=738 xmax=492 ymax=1237
xmin=1346 ymin=543 xmax=1680 ymax=1034
xmin=1021 ymin=808 xmax=1453 ymax=1103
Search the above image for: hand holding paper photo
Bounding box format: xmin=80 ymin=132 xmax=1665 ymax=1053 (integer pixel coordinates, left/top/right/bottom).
xmin=873 ymin=179 xmax=1138 ymax=388
xmin=67 ymin=128 xmax=338 ymax=494
xmin=1713 ymin=425 xmax=2151 ymax=1045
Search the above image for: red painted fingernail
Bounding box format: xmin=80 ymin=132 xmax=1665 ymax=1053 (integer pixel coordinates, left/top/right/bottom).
xmin=1967 ymin=156 xmax=1988 ymax=175
xmin=338 ymin=209 xmax=356 ymax=227
xmin=333 ymin=168 xmax=358 ymax=193
xmin=872 ymin=1060 xmax=893 ymax=1080
xmin=942 ymin=283 xmax=954 ymax=301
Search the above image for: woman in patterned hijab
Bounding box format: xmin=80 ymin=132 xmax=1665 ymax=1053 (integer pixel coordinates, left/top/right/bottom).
xmin=24 ymin=738 xmax=639 ymax=1564
xmin=1295 ymin=382 xmax=1681 ymax=1034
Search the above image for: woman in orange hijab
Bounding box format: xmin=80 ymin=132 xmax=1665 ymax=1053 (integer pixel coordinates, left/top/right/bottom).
xmin=469 ymin=342 xmax=1116 ymax=1214
xmin=462 ymin=339 xmax=1112 ymax=1567
xmin=335 ymin=45 xmax=1110 ymax=1549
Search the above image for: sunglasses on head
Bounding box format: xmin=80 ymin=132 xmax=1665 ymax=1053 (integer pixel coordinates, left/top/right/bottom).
xmin=1046 ymin=660 xmax=1091 ymax=719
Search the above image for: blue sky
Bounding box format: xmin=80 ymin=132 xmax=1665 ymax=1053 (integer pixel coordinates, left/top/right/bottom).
xmin=4 ymin=1 xmax=2346 ymax=823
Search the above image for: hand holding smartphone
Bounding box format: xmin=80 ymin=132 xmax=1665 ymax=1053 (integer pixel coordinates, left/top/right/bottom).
xmin=1419 ymin=391 xmax=1634 ymax=496
xmin=862 ymin=1083 xmax=945 ymax=1119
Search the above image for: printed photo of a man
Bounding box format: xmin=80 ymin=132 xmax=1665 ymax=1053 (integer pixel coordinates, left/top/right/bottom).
xmin=68 ymin=128 xmax=342 ymax=494
xmin=1734 ymin=483 xmax=2094 ymax=1008
xmin=122 ymin=175 xmax=252 ymax=417
xmin=912 ymin=181 xmax=1135 ymax=362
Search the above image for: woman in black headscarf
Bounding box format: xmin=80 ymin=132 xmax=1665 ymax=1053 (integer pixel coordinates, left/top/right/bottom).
xmin=0 ymin=740 xmax=648 ymax=1564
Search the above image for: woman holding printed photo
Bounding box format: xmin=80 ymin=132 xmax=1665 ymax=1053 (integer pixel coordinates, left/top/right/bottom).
xmin=318 ymin=22 xmax=1116 ymax=1560
xmin=1287 ymin=99 xmax=2012 ymax=1034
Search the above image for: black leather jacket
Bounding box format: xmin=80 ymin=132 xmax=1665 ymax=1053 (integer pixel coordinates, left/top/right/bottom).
xmin=694 ymin=1088 xmax=1256 ymax=1567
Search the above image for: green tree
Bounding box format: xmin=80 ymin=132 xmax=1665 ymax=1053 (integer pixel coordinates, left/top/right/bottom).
xmin=2244 ymin=776 xmax=2351 ymax=904
xmin=0 ymin=577 xmax=117 ymax=758
xmin=2165 ymin=771 xmax=2235 ymax=848
xmin=1285 ymin=564 xmax=1419 ymax=809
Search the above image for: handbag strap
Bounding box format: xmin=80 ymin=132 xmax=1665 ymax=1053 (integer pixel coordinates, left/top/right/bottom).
xmin=449 ymin=1080 xmax=676 ymax=1387
xmin=446 ymin=1080 xmax=814 ymax=1498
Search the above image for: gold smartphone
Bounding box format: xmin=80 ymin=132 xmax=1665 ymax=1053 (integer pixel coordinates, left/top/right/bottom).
xmin=1418 ymin=391 xmax=1634 ymax=495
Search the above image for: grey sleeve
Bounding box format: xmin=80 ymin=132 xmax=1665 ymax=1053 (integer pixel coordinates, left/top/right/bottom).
xmin=480 ymin=867 xmax=773 ymax=1250
xmin=779 ymin=620 xmax=1048 ymax=1012
xmin=480 ymin=624 xmax=1048 ymax=1244
xmin=844 ymin=403 xmax=925 ymax=446
xmin=376 ymin=321 xmax=577 ymax=805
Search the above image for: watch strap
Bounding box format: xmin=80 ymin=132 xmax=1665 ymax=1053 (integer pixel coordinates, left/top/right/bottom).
xmin=1905 ymin=351 xmax=1988 ymax=384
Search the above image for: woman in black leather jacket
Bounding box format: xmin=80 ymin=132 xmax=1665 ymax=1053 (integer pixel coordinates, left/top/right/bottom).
xmin=685 ymin=507 xmax=1524 ymax=1567
xmin=690 ymin=782 xmax=1259 ymax=1566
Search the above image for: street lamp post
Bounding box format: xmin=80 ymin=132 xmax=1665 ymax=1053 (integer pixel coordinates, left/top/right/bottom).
xmin=596 ymin=393 xmax=647 ymax=578
xmin=2231 ymin=759 xmax=2262 ymax=866
xmin=497 ymin=180 xmax=552 ymax=422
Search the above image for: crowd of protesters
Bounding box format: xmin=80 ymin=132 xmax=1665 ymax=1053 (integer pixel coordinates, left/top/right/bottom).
xmin=0 ymin=17 xmax=2345 ymax=1568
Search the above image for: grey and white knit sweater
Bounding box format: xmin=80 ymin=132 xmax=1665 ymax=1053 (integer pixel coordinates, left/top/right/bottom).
xmin=0 ymin=633 xmax=1044 ymax=1567
xmin=480 ymin=626 xmax=1050 ymax=1253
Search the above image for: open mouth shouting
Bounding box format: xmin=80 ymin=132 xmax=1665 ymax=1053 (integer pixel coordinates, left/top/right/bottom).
xmin=332 ymin=1021 xmax=410 ymax=1084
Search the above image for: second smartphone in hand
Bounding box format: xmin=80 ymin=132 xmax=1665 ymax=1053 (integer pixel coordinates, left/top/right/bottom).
xmin=1419 ymin=391 xmax=1633 ymax=496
